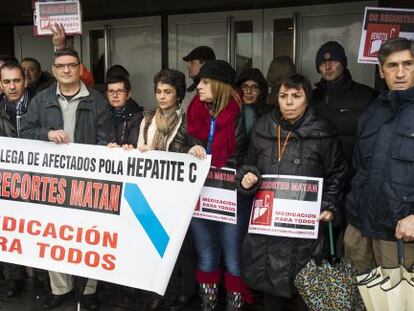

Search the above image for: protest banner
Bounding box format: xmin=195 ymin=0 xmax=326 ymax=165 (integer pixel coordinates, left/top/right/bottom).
xmin=193 ymin=167 xmax=237 ymax=224
xmin=0 ymin=137 xmax=210 ymax=295
xmin=358 ymin=7 xmax=414 ymax=64
xmin=33 ymin=0 xmax=82 ymax=36
xmin=248 ymin=175 xmax=323 ymax=239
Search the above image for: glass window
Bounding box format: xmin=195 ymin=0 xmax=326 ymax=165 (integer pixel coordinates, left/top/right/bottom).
xmin=234 ymin=21 xmax=253 ymax=75
xmin=273 ymin=18 xmax=294 ymax=60
xmin=89 ymin=29 xmax=105 ymax=85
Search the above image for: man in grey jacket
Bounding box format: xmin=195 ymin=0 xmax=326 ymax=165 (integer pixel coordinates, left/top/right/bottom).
xmin=21 ymin=48 xmax=115 ymax=310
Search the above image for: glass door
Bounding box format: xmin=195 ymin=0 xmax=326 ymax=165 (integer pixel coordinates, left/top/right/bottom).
xmin=168 ymin=10 xmax=262 ymax=107
xmin=83 ymin=17 xmax=161 ymax=109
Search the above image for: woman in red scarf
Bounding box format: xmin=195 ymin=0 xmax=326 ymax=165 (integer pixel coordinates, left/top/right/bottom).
xmin=171 ymin=60 xmax=251 ymax=311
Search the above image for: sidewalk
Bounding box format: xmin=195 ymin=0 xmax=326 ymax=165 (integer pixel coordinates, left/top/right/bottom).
xmin=0 ymin=277 xmax=264 ymax=310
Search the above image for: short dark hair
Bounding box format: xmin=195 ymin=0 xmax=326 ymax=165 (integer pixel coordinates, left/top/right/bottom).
xmin=154 ymin=69 xmax=186 ymax=103
xmin=0 ymin=62 xmax=25 ymax=80
xmin=105 ymin=75 xmax=131 ymax=91
xmin=106 ymin=64 xmax=129 ymax=79
xmin=53 ymin=48 xmax=80 ymax=64
xmin=0 ymin=55 xmax=18 ymax=65
xmin=21 ymin=57 xmax=42 ymax=72
xmin=278 ymin=74 xmax=312 ymax=102
xmin=378 ymin=37 xmax=414 ymax=65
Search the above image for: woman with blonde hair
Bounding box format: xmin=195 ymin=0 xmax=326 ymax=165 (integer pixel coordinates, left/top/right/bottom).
xmin=172 ymin=60 xmax=251 ymax=311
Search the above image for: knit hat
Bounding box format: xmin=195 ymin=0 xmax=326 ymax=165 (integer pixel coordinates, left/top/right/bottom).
xmin=182 ymin=46 xmax=216 ymax=62
xmin=315 ymin=41 xmax=347 ymax=72
xmin=198 ymin=60 xmax=235 ymax=86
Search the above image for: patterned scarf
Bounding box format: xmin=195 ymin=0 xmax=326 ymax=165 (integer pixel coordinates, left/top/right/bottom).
xmin=151 ymin=105 xmax=181 ymax=151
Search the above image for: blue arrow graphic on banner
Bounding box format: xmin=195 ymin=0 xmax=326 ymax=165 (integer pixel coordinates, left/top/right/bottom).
xmin=124 ymin=183 xmax=170 ymax=257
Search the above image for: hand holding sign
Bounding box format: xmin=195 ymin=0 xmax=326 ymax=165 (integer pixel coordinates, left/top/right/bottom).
xmin=51 ymin=23 xmax=66 ymax=50
xmin=188 ymin=145 xmax=207 ymax=160
xmin=48 ymin=129 xmax=69 ymax=144
xmin=241 ymin=172 xmax=258 ymax=189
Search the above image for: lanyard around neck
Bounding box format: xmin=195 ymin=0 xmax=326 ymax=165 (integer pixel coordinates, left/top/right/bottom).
xmin=277 ymin=124 xmax=292 ymax=163
xmin=206 ymin=117 xmax=216 ymax=155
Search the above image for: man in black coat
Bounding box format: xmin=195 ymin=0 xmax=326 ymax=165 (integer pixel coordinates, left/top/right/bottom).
xmin=312 ymin=41 xmax=377 ymax=166
xmin=0 ymin=62 xmax=32 ymax=297
xmin=345 ymin=37 xmax=414 ymax=272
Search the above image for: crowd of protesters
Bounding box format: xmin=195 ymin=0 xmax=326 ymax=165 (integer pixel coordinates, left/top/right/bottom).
xmin=1 ymin=21 xmax=414 ymax=311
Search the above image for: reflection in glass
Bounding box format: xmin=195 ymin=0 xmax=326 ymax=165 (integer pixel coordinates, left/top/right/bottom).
xmin=273 ymin=18 xmax=294 ymax=60
xmin=235 ymin=21 xmax=253 ymax=75
xmin=89 ymin=29 xmax=105 ymax=85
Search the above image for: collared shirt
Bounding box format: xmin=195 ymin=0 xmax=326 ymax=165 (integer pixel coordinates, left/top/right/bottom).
xmin=56 ymin=82 xmax=89 ymax=143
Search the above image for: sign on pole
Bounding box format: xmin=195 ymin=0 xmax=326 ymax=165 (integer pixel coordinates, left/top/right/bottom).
xmin=33 ymin=1 xmax=82 ymax=36
xmin=358 ymin=7 xmax=414 ymax=64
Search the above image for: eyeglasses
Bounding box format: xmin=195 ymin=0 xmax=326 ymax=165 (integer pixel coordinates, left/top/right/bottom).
xmin=107 ymin=89 xmax=128 ymax=96
xmin=53 ymin=63 xmax=79 ymax=71
xmin=241 ymin=84 xmax=260 ymax=93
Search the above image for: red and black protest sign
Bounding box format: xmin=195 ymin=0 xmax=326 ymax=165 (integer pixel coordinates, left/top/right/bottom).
xmin=358 ymin=7 xmax=414 ymax=64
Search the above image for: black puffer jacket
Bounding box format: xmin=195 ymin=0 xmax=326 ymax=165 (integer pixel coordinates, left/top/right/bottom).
xmin=346 ymin=87 xmax=414 ymax=241
xmin=239 ymin=108 xmax=346 ymax=298
xmin=20 ymin=83 xmax=115 ymax=145
xmin=312 ymin=69 xmax=377 ymax=165
xmin=110 ymin=98 xmax=143 ymax=147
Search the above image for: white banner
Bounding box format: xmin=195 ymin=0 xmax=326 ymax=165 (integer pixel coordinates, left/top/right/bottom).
xmin=358 ymin=7 xmax=414 ymax=64
xmin=34 ymin=1 xmax=82 ymax=36
xmin=193 ymin=167 xmax=237 ymax=224
xmin=248 ymin=175 xmax=323 ymax=239
xmin=0 ymin=137 xmax=210 ymax=295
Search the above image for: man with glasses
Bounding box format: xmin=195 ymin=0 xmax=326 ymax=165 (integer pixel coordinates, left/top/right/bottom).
xmin=345 ymin=37 xmax=414 ymax=272
xmin=20 ymin=48 xmax=115 ymax=310
xmin=105 ymin=74 xmax=143 ymax=147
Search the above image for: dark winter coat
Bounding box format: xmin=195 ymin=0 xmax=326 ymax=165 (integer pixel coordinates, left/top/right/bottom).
xmin=312 ymin=69 xmax=377 ymax=165
xmin=110 ymin=98 xmax=143 ymax=147
xmin=346 ymin=86 xmax=414 ymax=241
xmin=238 ymin=108 xmax=346 ymax=298
xmin=0 ymin=89 xmax=33 ymax=137
xmin=0 ymin=98 xmax=16 ymax=138
xmin=20 ymin=83 xmax=115 ymax=145
xmin=29 ymin=71 xmax=54 ymax=95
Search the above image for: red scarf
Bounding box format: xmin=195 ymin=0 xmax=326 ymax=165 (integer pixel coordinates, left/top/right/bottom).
xmin=187 ymin=95 xmax=240 ymax=168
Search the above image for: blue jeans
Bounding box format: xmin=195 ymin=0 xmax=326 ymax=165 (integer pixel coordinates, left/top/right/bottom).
xmin=191 ymin=194 xmax=252 ymax=276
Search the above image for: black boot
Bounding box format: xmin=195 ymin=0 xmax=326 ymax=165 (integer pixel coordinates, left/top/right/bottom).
xmin=225 ymin=291 xmax=243 ymax=311
xmin=199 ymin=283 xmax=218 ymax=311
